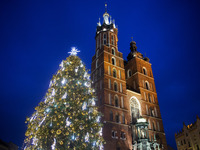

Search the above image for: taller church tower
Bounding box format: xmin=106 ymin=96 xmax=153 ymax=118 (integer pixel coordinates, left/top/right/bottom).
xmin=91 ymin=4 xmax=167 ymax=150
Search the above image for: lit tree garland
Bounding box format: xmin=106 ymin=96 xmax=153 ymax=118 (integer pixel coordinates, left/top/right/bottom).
xmin=24 ymin=48 xmax=104 ymax=149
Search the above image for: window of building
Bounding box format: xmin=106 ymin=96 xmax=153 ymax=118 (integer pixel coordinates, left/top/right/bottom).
xmin=130 ymin=97 xmax=140 ymax=124
xmin=155 ymin=107 xmax=158 ymax=117
xmin=96 ymin=59 xmax=99 ymax=68
xmin=127 ymin=69 xmax=132 ymax=78
xmin=110 ymin=111 xmax=113 ymax=121
xmin=96 ymin=50 xmax=99 ymax=58
xmin=114 ymin=82 xmax=118 ymax=91
xmin=133 ymin=81 xmax=136 ymax=89
xmin=103 ymin=33 xmax=106 ymax=45
xmin=145 ymin=81 xmax=150 ymax=90
xmin=146 ymin=105 xmax=148 ymax=115
xmin=148 ymin=119 xmax=151 ymax=129
xmin=119 ymin=70 xmax=121 ymax=79
xmin=120 ymin=132 xmax=126 ymax=140
xmin=157 ymin=122 xmax=160 ymax=131
xmin=115 ymin=95 xmax=119 ymax=107
xmin=148 ymin=93 xmax=151 ymax=102
xmin=112 ymin=57 xmax=116 ymax=65
xmin=122 ymin=113 xmax=125 ymax=124
xmin=143 ymin=67 xmax=147 ymax=75
xmin=144 ymin=92 xmax=146 ymax=100
xmin=188 ymin=141 xmax=191 ymax=147
xmin=119 ymin=60 xmax=121 ymax=67
xmin=113 ymin=69 xmax=117 ymax=78
xmin=111 ymin=130 xmax=117 ymax=138
xmin=152 ymin=122 xmax=156 ymax=131
xmin=111 ymin=35 xmax=114 ymax=45
xmin=120 ymin=83 xmax=122 ymax=92
xmin=100 ymin=80 xmax=102 ymax=90
xmin=152 ymin=95 xmax=155 ymax=103
xmin=116 ymin=113 xmax=120 ymax=123
xmin=112 ymin=48 xmax=115 ymax=55
xmin=121 ymin=96 xmax=124 ymax=108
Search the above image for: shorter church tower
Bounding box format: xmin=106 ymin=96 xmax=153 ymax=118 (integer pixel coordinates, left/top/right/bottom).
xmin=125 ymin=40 xmax=167 ymax=149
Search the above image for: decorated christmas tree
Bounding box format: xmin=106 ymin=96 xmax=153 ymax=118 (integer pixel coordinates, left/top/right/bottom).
xmin=23 ymin=48 xmax=104 ymax=150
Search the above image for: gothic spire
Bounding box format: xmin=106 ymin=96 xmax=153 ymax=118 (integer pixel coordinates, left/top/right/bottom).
xmin=103 ymin=3 xmax=110 ymax=25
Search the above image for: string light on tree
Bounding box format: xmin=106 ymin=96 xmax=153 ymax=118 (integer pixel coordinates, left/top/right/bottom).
xmin=23 ymin=47 xmax=104 ymax=149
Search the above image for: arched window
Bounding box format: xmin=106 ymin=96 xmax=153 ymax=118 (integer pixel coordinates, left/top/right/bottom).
xmin=127 ymin=69 xmax=132 ymax=78
xmin=130 ymin=97 xmax=141 ymax=124
xmin=148 ymin=93 xmax=151 ymax=102
xmin=152 ymin=121 xmax=156 ymax=131
xmin=115 ymin=113 xmax=120 ymax=123
xmin=96 ymin=59 xmax=99 ymax=68
xmin=113 ymin=69 xmax=117 ymax=78
xmin=148 ymin=119 xmax=151 ymax=129
xmin=112 ymin=57 xmax=116 ymax=65
xmin=114 ymin=82 xmax=118 ymax=91
xmin=96 ymin=50 xmax=99 ymax=58
xmin=143 ymin=67 xmax=147 ymax=75
xmin=110 ymin=111 xmax=113 ymax=121
xmin=115 ymin=95 xmax=119 ymax=107
xmin=122 ymin=113 xmax=125 ymax=124
xmin=112 ymin=48 xmax=115 ymax=55
xmin=145 ymin=81 xmax=150 ymax=90
xmin=103 ymin=33 xmax=106 ymax=45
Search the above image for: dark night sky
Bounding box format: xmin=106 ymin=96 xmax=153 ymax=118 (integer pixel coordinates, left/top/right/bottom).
xmin=0 ymin=0 xmax=200 ymax=149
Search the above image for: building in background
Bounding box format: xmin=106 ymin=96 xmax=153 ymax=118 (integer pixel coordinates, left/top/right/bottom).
xmin=91 ymin=5 xmax=167 ymax=150
xmin=175 ymin=115 xmax=200 ymax=150
xmin=0 ymin=139 xmax=18 ymax=150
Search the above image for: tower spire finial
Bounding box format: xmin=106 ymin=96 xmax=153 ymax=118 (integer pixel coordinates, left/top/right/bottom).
xmin=105 ymin=2 xmax=107 ymax=13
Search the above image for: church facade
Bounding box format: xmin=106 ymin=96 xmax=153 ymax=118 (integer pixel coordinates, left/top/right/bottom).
xmin=91 ymin=7 xmax=167 ymax=150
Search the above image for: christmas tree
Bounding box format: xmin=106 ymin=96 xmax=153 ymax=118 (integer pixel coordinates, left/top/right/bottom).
xmin=24 ymin=48 xmax=104 ymax=150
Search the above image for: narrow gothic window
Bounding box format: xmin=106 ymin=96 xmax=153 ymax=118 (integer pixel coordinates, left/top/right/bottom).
xmin=121 ymin=96 xmax=124 ymax=108
xmin=157 ymin=122 xmax=160 ymax=131
xmin=111 ymin=35 xmax=114 ymax=45
xmin=143 ymin=67 xmax=147 ymax=75
xmin=152 ymin=122 xmax=156 ymax=131
xmin=114 ymin=82 xmax=118 ymax=91
xmin=110 ymin=111 xmax=113 ymax=121
xmin=115 ymin=96 xmax=119 ymax=107
xmin=112 ymin=48 xmax=115 ymax=55
xmin=96 ymin=59 xmax=99 ymax=68
xmin=119 ymin=70 xmax=121 ymax=79
xmin=103 ymin=33 xmax=106 ymax=45
xmin=120 ymin=83 xmax=122 ymax=92
xmin=112 ymin=57 xmax=116 ymax=65
xmin=116 ymin=113 xmax=120 ymax=123
xmin=127 ymin=70 xmax=132 ymax=78
xmin=113 ymin=69 xmax=117 ymax=78
xmin=96 ymin=50 xmax=99 ymax=58
xmin=145 ymin=81 xmax=150 ymax=90
xmin=148 ymin=93 xmax=151 ymax=102
xmin=122 ymin=113 xmax=125 ymax=124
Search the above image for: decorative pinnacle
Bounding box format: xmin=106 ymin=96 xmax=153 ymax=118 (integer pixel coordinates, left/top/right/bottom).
xmin=105 ymin=2 xmax=107 ymax=12
xmin=68 ymin=47 xmax=80 ymax=56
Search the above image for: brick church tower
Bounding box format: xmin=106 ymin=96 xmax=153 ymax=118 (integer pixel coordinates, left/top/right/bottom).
xmin=91 ymin=5 xmax=167 ymax=150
